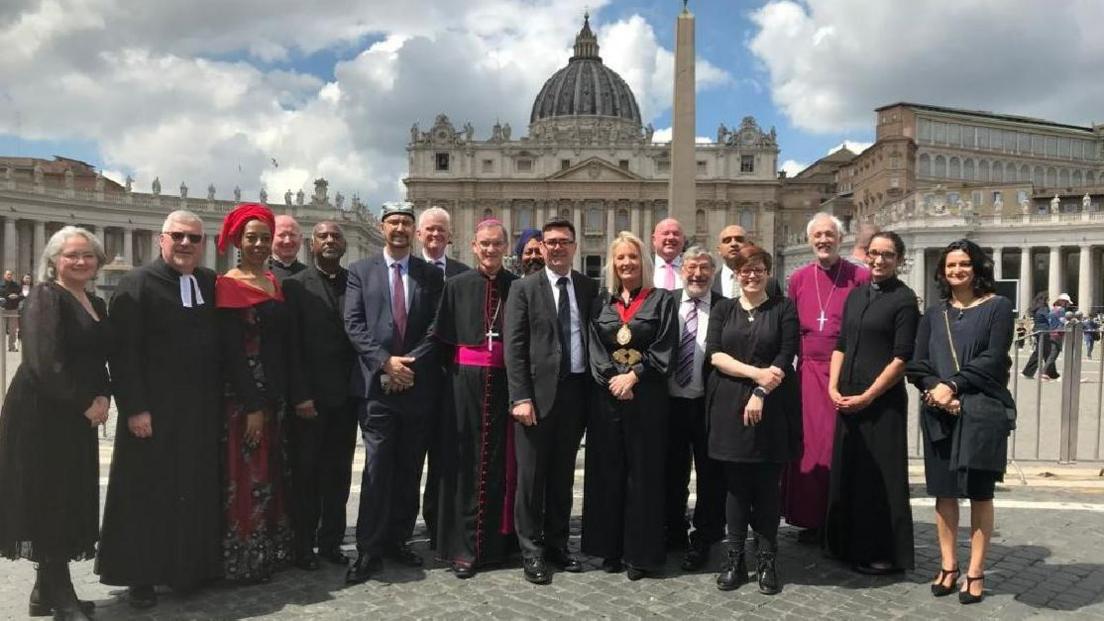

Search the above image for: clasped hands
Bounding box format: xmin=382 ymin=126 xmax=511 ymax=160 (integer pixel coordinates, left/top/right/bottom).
xmin=82 ymin=396 xmax=110 ymax=428
xmin=743 ymin=366 xmax=783 ymax=427
xmin=828 ymin=387 xmax=873 ymax=414
xmin=922 ymin=382 xmax=961 ymax=415
xmin=608 ymin=371 xmax=638 ymax=401
xmin=382 ymin=355 xmax=417 ymax=394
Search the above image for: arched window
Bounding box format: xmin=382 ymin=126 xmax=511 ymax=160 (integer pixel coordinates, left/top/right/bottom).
xmin=1073 ymin=170 xmax=1083 ymax=187
xmin=949 ymin=157 xmax=961 ymax=179
xmin=1033 ymin=166 xmax=1044 ymax=187
xmin=1021 ymin=165 xmax=1030 ymax=184
xmin=963 ymin=158 xmax=975 ymax=180
xmin=978 ymin=160 xmax=989 ymax=182
xmin=992 ymin=161 xmax=1004 ymax=183
xmin=616 ymin=209 xmax=630 ymax=233
xmin=1088 ymin=171 xmax=1096 ymax=186
xmin=695 ymin=209 xmax=707 ymax=233
xmin=655 ymin=204 xmax=668 ymax=222
xmin=918 ymin=153 xmax=931 ymax=177
xmin=514 ymin=206 xmax=533 ymax=232
xmin=1047 ymin=167 xmax=1057 ymax=187
xmin=560 ymin=208 xmax=572 ymax=220
xmin=934 ymin=155 xmax=947 ymax=177
xmin=1059 ymin=169 xmax=1070 ymax=188
xmin=738 ymin=209 xmax=755 ymax=230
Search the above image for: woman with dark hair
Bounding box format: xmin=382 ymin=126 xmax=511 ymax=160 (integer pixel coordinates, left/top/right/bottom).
xmin=0 ymin=227 xmax=109 ymax=620
xmin=215 ymin=203 xmax=312 ymax=582
xmin=907 ymin=238 xmax=1015 ymax=605
xmin=1021 ymin=291 xmax=1057 ymax=379
xmin=706 ymin=245 xmax=800 ymax=595
xmin=824 ymin=231 xmax=919 ymax=574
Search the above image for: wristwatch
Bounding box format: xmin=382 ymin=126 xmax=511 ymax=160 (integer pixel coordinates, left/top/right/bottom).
xmin=752 ymin=386 xmax=768 ymax=398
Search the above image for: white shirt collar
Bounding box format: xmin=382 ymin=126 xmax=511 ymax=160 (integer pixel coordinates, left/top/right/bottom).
xmin=383 ymin=249 xmax=410 ymax=271
xmin=545 ymin=266 xmax=572 ymax=285
xmin=680 ymin=289 xmax=710 ymax=306
xmin=179 ymin=274 xmax=205 ymax=308
xmin=423 ymin=252 xmax=446 ymax=266
xmin=656 ymin=254 xmax=682 ymax=268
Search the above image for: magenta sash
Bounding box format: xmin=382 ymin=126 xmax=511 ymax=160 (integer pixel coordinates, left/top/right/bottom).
xmin=455 ymin=343 xmax=505 ymax=368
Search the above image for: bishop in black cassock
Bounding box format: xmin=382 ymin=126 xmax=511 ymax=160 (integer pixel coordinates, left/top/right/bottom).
xmin=431 ymin=224 xmax=519 ymax=578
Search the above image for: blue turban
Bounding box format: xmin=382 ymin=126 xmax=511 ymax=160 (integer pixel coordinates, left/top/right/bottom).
xmin=515 ymin=228 xmax=542 ymax=257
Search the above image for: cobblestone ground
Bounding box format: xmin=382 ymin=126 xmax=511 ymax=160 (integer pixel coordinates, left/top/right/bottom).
xmin=1 ymin=483 xmax=1102 ymax=620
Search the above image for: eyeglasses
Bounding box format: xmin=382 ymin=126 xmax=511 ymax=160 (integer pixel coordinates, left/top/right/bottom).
xmin=868 ymin=250 xmax=898 ymax=260
xmin=738 ymin=268 xmax=767 ymax=277
xmin=164 ymin=231 xmax=203 ymax=244
xmin=542 ymin=239 xmax=575 ymax=248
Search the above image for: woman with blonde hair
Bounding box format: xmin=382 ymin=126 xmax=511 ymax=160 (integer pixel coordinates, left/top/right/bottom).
xmin=0 ymin=226 xmax=110 ymax=620
xmin=582 ymin=231 xmax=678 ymax=580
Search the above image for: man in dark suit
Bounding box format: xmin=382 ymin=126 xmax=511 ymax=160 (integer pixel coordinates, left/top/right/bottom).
xmin=414 ymin=205 xmax=469 ymax=548
xmin=283 ymin=220 xmax=358 ymax=571
xmin=504 ymin=218 xmax=596 ymax=585
xmin=713 ymin=224 xmax=782 ymax=299
xmin=667 ymin=246 xmax=727 ymax=570
xmin=344 ymin=202 xmax=444 ymax=583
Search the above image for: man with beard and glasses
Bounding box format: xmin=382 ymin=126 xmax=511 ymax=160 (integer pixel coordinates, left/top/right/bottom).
xmin=505 ymin=218 xmax=595 ymax=585
xmin=345 ymin=202 xmax=443 ymax=583
xmin=269 ymin=215 xmax=307 ymax=281
xmin=652 ymin=218 xmax=686 ymax=291
xmin=713 ymin=225 xmax=783 ymax=300
xmin=414 ymin=206 xmax=469 ymax=548
xmin=780 ymin=212 xmax=869 ymax=545
xmin=282 ymin=221 xmax=358 ymax=570
xmin=431 ymin=219 xmax=519 ymax=579
xmin=665 ymin=246 xmax=727 ymax=569
xmin=97 ymin=210 xmax=223 ymax=609
xmin=514 ymin=228 xmax=544 ymax=276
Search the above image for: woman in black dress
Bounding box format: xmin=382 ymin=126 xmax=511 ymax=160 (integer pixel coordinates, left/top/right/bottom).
xmin=583 ymin=231 xmax=678 ymax=581
xmin=824 ymin=231 xmax=919 ymax=574
xmin=705 ymin=245 xmax=800 ymax=595
xmin=0 ymin=226 xmax=110 ymax=620
xmin=906 ymin=239 xmax=1014 ymax=605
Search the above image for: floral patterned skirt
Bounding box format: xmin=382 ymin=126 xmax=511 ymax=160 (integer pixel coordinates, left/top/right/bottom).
xmin=222 ymin=399 xmax=293 ymax=582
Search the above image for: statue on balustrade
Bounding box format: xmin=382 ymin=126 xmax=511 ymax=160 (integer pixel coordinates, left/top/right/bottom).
xmin=233 ymin=186 xmax=241 ymax=202
xmin=207 ymin=184 xmax=216 ymax=201
xmin=463 ymin=122 xmax=474 ymax=142
xmin=1050 ymin=195 xmax=1060 ymax=214
xmin=335 ymin=192 xmax=345 ymax=210
xmin=284 ymin=189 xmax=293 ymax=206
xmin=993 ymin=194 xmax=1004 ymax=214
xmin=295 ymin=189 xmax=304 ymax=206
xmin=151 ymin=177 xmax=161 ymax=195
xmin=259 ymin=186 xmax=268 ymax=203
xmin=179 ymin=182 xmax=188 ymax=199
xmin=1083 ymin=194 xmax=1092 ymax=212
xmin=125 ymin=175 xmax=133 ymax=192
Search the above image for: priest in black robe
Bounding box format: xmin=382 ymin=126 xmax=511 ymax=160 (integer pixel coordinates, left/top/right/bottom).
xmin=431 ymin=219 xmax=519 ymax=578
xmin=824 ymin=231 xmax=919 ymax=574
xmin=97 ymin=211 xmax=223 ymax=609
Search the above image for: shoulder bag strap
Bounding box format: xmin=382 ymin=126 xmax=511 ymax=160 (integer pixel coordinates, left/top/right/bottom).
xmin=942 ymin=308 xmax=961 ymax=373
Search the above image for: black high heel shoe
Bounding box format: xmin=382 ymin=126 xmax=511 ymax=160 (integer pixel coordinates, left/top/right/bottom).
xmin=959 ymin=574 xmax=984 ymax=604
xmin=930 ymin=566 xmax=960 ymax=597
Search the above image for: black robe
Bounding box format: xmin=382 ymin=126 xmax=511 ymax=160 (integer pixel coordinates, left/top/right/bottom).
xmin=0 ymin=284 xmax=110 ymax=562
xmin=96 ymin=258 xmax=224 ymax=590
xmin=582 ymin=287 xmax=677 ymax=570
xmin=824 ymin=278 xmax=919 ymax=569
xmin=432 ymin=268 xmax=519 ymax=567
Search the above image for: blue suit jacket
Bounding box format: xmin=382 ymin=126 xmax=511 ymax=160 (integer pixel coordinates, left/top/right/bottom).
xmin=344 ymin=252 xmax=444 ymax=399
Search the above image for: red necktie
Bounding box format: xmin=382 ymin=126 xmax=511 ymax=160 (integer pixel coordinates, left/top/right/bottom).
xmin=391 ymin=262 xmax=407 ymax=349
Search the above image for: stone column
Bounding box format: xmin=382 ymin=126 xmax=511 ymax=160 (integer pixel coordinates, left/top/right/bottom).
xmin=1078 ymin=244 xmax=1093 ymax=313
xmin=32 ymin=220 xmax=46 ymax=267
xmin=149 ymin=231 xmax=161 ymax=263
xmin=605 ymin=201 xmax=616 ymax=249
xmin=501 ymin=203 xmax=512 ymax=240
xmin=991 ymin=246 xmax=1003 ymax=280
xmin=3 ymin=217 xmax=18 ymax=271
xmin=1019 ymin=248 xmax=1034 ymax=314
xmin=912 ymin=246 xmax=926 ymax=305
xmin=572 ymin=202 xmax=583 ymax=272
xmin=123 ymin=227 xmax=134 ymax=265
xmin=630 ymin=202 xmax=642 ymax=238
xmin=205 ymin=234 xmax=217 ymax=269
xmin=667 ymin=4 xmax=696 ymax=225
xmin=1048 ymin=246 xmax=1062 ymax=300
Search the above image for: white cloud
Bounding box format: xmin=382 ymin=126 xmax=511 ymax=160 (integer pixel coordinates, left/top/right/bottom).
xmin=0 ymin=0 xmax=733 ymax=208
xmin=650 ymin=127 xmax=712 ymax=144
xmin=828 ymin=140 xmax=872 ymax=155
xmin=748 ymin=0 xmax=1104 ymax=132
xmin=780 ymin=159 xmax=808 ymax=177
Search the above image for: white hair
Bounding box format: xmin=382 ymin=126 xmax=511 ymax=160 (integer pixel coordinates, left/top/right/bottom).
xmin=418 ymin=206 xmax=452 ymax=230
xmin=162 ymin=210 xmax=204 ymax=232
xmin=37 ymin=226 xmax=107 ymax=283
xmin=680 ymin=245 xmax=716 ymax=268
xmin=805 ymin=212 xmax=845 ymax=238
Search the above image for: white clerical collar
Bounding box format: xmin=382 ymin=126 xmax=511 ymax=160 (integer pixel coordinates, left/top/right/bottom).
xmin=179 ymin=274 xmax=204 ymax=308
xmin=545 ymin=266 xmax=572 ymax=284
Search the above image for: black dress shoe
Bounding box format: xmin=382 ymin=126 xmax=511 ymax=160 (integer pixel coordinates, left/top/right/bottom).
xmin=601 ymin=558 xmax=623 ymax=573
xmin=318 ymin=547 xmax=351 ymax=566
xmin=128 ymin=585 xmax=157 ymax=609
xmin=681 ymin=542 xmax=710 ymax=571
xmin=384 ymin=543 xmax=423 ymax=567
xmin=295 ymin=552 xmax=321 ymax=571
xmin=545 ymin=548 xmax=584 ymax=573
xmin=523 ymin=557 xmax=551 ymax=585
xmin=345 ymin=554 xmax=383 ymax=584
xmin=453 ymin=562 xmax=477 ymax=580
xmin=625 ymin=565 xmax=647 ymax=581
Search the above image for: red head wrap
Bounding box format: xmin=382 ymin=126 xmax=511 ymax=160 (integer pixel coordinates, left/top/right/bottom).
xmin=217 ymin=203 xmax=276 ymax=254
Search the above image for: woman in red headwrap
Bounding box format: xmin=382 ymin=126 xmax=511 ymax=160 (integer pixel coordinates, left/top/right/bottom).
xmin=215 ymin=203 xmax=313 ymax=582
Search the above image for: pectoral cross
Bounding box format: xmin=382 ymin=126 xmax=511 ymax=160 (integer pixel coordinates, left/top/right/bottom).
xmin=817 ymin=310 xmax=828 ymax=332
xmin=486 ymin=328 xmax=499 ymax=351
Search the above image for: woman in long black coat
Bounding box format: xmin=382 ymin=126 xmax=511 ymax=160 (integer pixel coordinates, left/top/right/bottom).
xmin=705 ymin=245 xmax=800 ymax=595
xmin=0 ymin=227 xmax=111 ymax=620
xmin=582 ymin=231 xmax=677 ymax=581
xmin=824 ymin=231 xmax=919 ymax=574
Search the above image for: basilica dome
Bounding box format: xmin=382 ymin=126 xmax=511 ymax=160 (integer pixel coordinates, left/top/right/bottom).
xmin=529 ymin=15 xmax=642 ymax=128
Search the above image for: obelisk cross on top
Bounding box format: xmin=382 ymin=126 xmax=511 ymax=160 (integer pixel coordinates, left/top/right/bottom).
xmin=667 ymin=0 xmax=696 ymax=231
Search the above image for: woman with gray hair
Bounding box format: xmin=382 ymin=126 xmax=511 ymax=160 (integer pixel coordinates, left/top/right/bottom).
xmin=582 ymin=231 xmax=678 ymax=581
xmin=0 ymin=226 xmax=110 ymax=620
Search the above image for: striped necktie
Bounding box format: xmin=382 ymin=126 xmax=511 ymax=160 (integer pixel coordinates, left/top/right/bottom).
xmin=676 ymin=297 xmax=700 ymax=387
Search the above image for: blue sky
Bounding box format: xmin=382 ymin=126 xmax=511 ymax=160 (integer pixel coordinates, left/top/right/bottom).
xmin=1 ymin=0 xmax=1098 ymax=202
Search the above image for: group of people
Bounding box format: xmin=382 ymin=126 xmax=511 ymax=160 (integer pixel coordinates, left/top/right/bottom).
xmin=1 ymin=269 xmax=34 ymax=351
xmin=0 ymin=201 xmax=1017 ymax=620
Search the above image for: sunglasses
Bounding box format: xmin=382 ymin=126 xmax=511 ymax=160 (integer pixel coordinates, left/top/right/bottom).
xmin=164 ymin=231 xmax=203 ymax=244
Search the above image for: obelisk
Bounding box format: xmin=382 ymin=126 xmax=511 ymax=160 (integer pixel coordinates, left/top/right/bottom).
xmin=667 ymin=1 xmax=696 ymax=232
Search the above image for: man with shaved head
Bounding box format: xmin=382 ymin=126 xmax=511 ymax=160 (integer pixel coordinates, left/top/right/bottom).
xmin=270 ymin=214 xmax=307 ymax=280
xmin=652 ymin=218 xmax=686 ymax=290
xmin=713 ymin=224 xmax=782 ymax=299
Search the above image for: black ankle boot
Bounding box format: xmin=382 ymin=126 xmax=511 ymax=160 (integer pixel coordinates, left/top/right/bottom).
xmin=44 ymin=563 xmax=90 ymax=621
xmin=715 ymin=540 xmax=747 ymax=591
xmin=755 ymin=536 xmax=780 ymax=595
xmin=29 ymin=564 xmax=95 ymax=617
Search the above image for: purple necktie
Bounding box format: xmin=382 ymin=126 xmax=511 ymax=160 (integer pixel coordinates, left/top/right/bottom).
xmin=676 ymin=297 xmax=699 ymax=387
xmin=391 ymin=262 xmax=407 ymax=350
